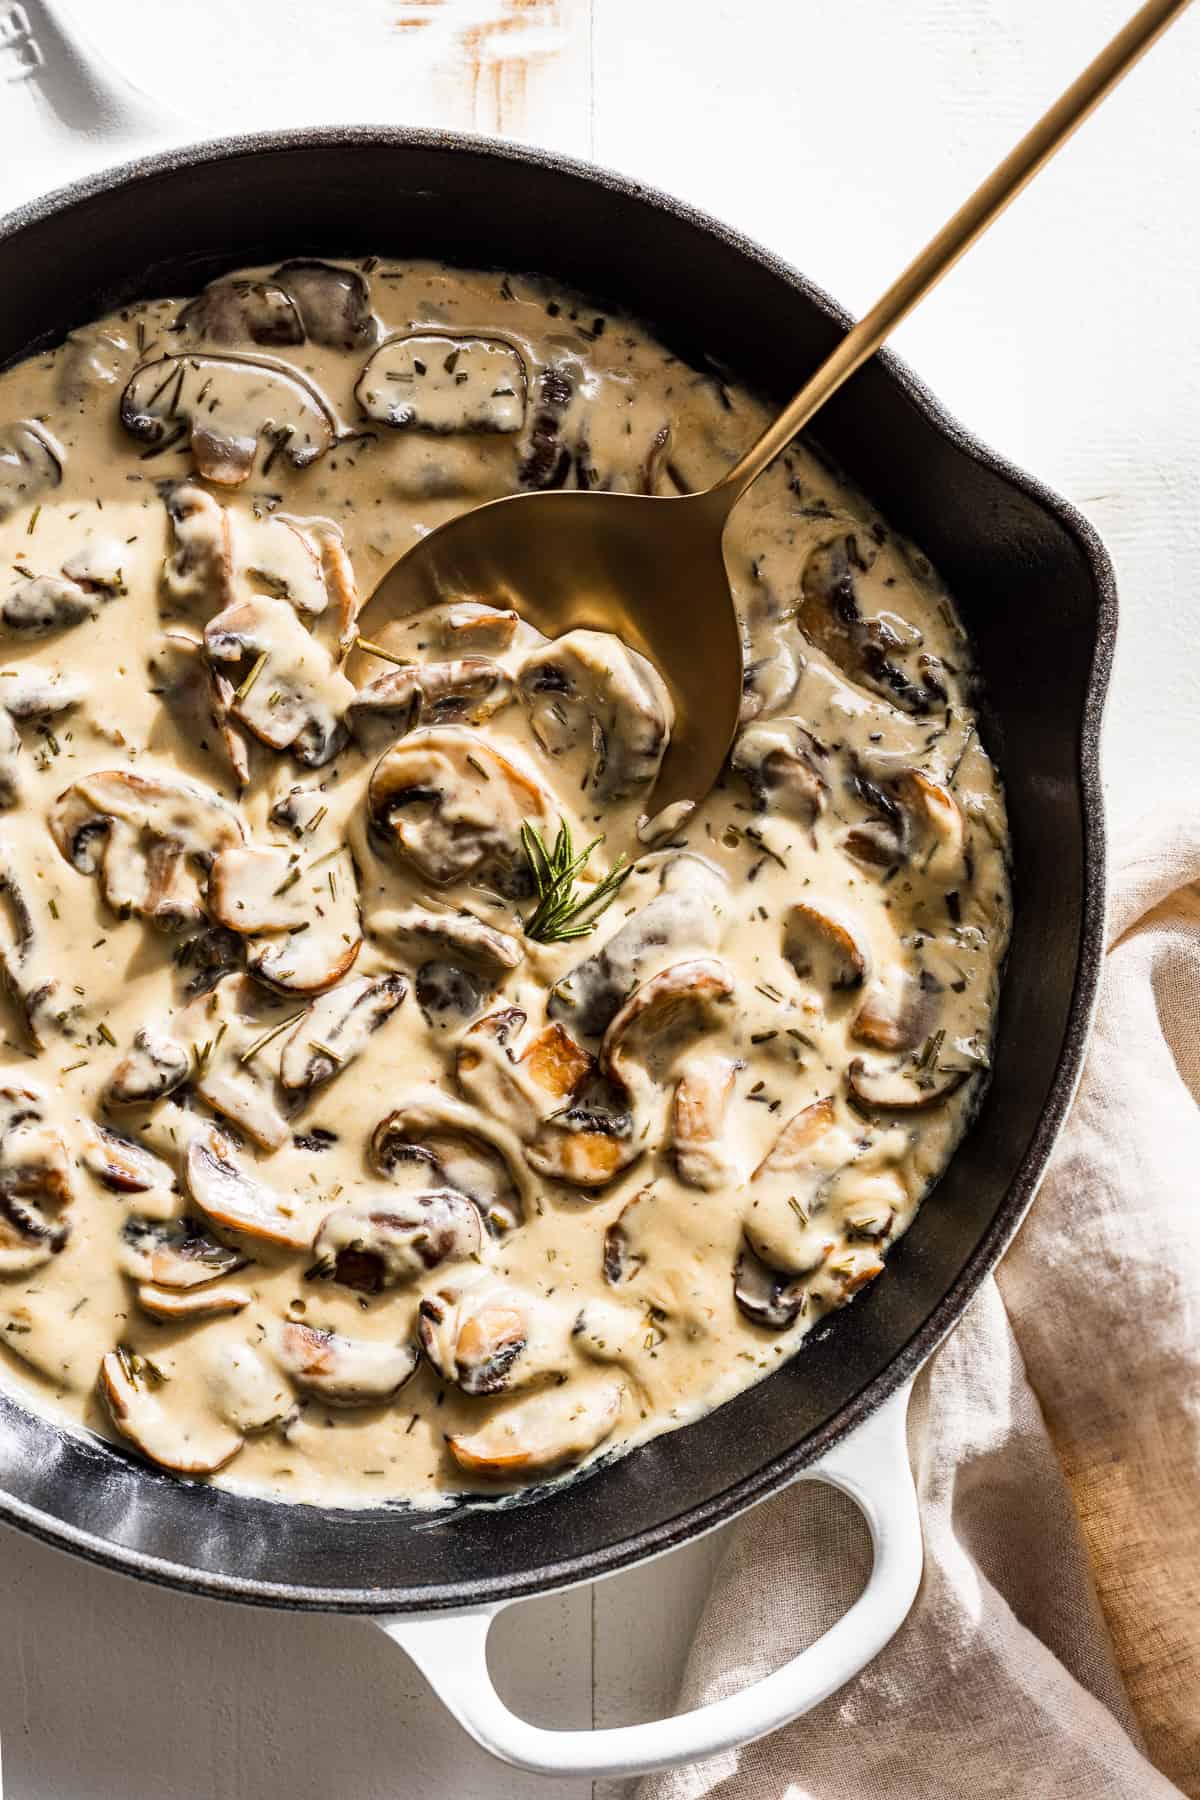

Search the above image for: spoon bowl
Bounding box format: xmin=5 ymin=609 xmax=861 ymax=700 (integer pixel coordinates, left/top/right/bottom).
xmin=350 ymin=484 xmax=745 ymax=821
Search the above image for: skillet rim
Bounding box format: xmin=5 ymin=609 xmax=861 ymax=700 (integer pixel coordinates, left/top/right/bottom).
xmin=0 ymin=124 xmax=1115 ymax=1612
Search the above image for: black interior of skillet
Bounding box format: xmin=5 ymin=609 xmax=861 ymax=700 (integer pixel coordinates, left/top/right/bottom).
xmin=0 ymin=135 xmax=1109 ymax=1610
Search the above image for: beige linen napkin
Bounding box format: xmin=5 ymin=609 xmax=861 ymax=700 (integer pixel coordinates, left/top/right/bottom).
xmin=642 ymin=819 xmax=1200 ymax=1800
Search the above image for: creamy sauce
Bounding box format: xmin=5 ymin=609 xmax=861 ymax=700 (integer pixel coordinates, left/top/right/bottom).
xmin=0 ymin=260 xmax=1009 ymax=1505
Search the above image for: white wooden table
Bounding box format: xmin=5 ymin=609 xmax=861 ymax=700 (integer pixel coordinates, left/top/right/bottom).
xmin=0 ymin=2 xmax=1196 ymax=1794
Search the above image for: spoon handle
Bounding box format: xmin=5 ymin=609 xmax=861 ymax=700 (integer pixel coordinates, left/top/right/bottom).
xmin=714 ymin=0 xmax=1191 ymax=508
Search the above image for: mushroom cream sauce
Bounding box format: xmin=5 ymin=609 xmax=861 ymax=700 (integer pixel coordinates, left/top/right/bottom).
xmin=0 ymin=260 xmax=1009 ymax=1505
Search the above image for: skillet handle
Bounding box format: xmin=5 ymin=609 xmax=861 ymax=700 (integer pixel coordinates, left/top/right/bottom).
xmin=378 ymin=1378 xmax=920 ymax=1780
xmin=3 ymin=0 xmax=178 ymax=175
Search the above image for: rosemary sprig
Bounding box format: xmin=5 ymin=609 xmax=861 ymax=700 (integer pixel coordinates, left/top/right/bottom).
xmin=520 ymin=820 xmax=631 ymax=944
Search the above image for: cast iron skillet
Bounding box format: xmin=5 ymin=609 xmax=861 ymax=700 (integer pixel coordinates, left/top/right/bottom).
xmin=0 ymin=123 xmax=1113 ymax=1775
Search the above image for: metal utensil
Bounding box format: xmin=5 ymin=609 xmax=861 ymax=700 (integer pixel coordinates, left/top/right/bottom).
xmin=353 ymin=0 xmax=1188 ymax=823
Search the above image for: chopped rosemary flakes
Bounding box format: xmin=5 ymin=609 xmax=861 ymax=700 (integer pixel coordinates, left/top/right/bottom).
xmin=235 ymin=650 xmax=268 ymax=701
xmin=354 ymin=636 xmax=412 ymax=668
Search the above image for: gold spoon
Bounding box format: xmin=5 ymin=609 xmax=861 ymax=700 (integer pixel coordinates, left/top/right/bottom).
xmin=353 ymin=0 xmax=1189 ymax=823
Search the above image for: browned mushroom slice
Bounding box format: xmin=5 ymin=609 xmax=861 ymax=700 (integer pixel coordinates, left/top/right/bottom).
xmin=49 ymin=769 xmax=244 ymax=930
xmin=174 ymin=278 xmax=304 ymax=347
xmin=1 ymin=572 xmax=98 ymax=635
xmin=672 ymin=1053 xmax=740 ymax=1190
xmin=310 ymin=1191 xmax=481 ymax=1293
xmin=207 ymin=1340 xmax=293 ymax=1433
xmin=279 ymin=971 xmax=406 ymax=1093
xmin=311 ymin=523 xmax=362 ymax=656
xmin=847 ymin=1054 xmax=971 ymax=1112
xmin=161 ymin=484 xmax=236 ymax=619
xmin=733 ymin=1246 xmax=807 ymax=1331
xmin=894 ymin=769 xmax=965 ymax=882
xmin=118 ymin=1214 xmax=248 ymax=1289
xmin=137 ymin=1282 xmax=251 ymax=1322
xmin=526 ymin=1076 xmax=638 ymax=1189
xmin=601 ymin=957 xmax=736 ymax=1111
xmin=180 ymin=974 xmax=294 ymax=1149
xmin=732 ymin=720 xmax=828 ymax=823
xmin=742 ymin=1096 xmax=854 ymax=1275
xmin=273 ymin=1321 xmax=418 ymax=1407
xmin=798 ymin=531 xmax=948 ymax=716
xmin=205 ymin=596 xmax=352 ymax=767
xmin=355 ymin=333 xmax=526 ymax=434
xmin=186 ymin=1126 xmax=313 ymax=1250
xmin=175 ymin=923 xmax=245 ymax=998
xmin=419 ymin=1281 xmax=567 ymax=1397
xmin=0 ymin=1099 xmax=74 ymax=1275
xmin=518 ymin=629 xmax=673 ymax=802
xmin=368 ymin=727 xmax=556 ymax=897
xmin=100 ymin=1349 xmax=245 ymax=1474
xmin=456 ymin=1011 xmax=593 ymax=1137
xmin=237 ymin=512 xmax=332 ymax=619
xmin=273 ymin=260 xmax=377 ymax=350
xmin=783 ymin=901 xmax=868 ymax=993
xmin=390 ymin=599 xmax=520 ymax=656
xmin=121 ymin=354 xmax=337 ymax=486
xmin=208 ymin=842 xmax=362 ymax=996
xmin=371 ymin=1090 xmax=530 ymax=1231
xmin=852 ymin=967 xmax=938 ymax=1053
xmin=0 ymin=843 xmax=71 ymax=1049
xmin=348 ymin=657 xmax=513 ymax=751
xmin=818 ymin=1246 xmax=886 ymax=1305
xmin=0 ymin=421 xmax=62 ymax=522
xmin=549 ymin=853 xmax=727 ymax=1039
xmin=448 ymin=1378 xmax=623 ymax=1479
xmin=81 ymin=1124 xmax=176 ymax=1194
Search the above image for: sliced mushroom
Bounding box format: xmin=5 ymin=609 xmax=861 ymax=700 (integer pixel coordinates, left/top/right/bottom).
xmin=207 ymin=1340 xmax=293 ymax=1434
xmin=367 ymin=727 xmax=556 ymax=897
xmin=518 ymin=363 xmax=574 ymax=489
xmin=186 ymin=1126 xmax=313 ymax=1250
xmin=419 ymin=1280 xmax=567 ymax=1397
xmin=0 ymin=1091 xmax=74 ymax=1275
xmin=893 ymin=769 xmax=965 ymax=883
xmin=525 ymin=1074 xmax=637 ymax=1189
xmin=1 ymin=572 xmax=98 ymax=636
xmin=237 ymin=512 xmax=331 ymax=619
xmin=174 ymin=278 xmax=304 ymax=347
xmin=58 ymin=327 xmax=133 ymax=407
xmin=601 ymin=957 xmax=736 ymax=1113
xmin=99 ymin=1349 xmax=244 ymax=1475
xmin=208 ymin=842 xmax=362 ymax=996
xmin=0 ymin=421 xmax=62 ymax=522
xmin=278 ymin=971 xmax=406 ymax=1093
xmin=355 ymin=333 xmax=526 ymax=434
xmin=371 ymin=1089 xmax=530 ymax=1231
xmin=1 ymin=663 xmax=87 ymax=722
xmin=313 ymin=523 xmax=362 ymax=656
xmin=205 ymin=596 xmax=352 ymax=767
xmin=851 ymin=966 xmax=938 ymax=1053
xmin=81 ymin=1123 xmax=176 ymax=1194
xmin=390 ymin=599 xmax=520 ymax=656
xmin=118 ymin=1214 xmax=248 ymax=1289
xmin=732 ymin=720 xmax=828 ymax=823
xmin=0 ymin=842 xmax=72 ymax=1049
xmin=273 ymin=1321 xmax=418 ymax=1407
xmin=733 ymin=1246 xmax=807 ymax=1331
xmin=348 ymin=658 xmax=513 ymax=751
xmin=518 ymin=629 xmax=672 ymax=802
xmin=371 ymin=904 xmax=524 ymax=978
xmin=178 ymin=975 xmax=294 ymax=1149
xmin=448 ymin=1378 xmax=622 ymax=1479
xmin=847 ymin=1054 xmax=971 ymax=1112
xmin=549 ymin=853 xmax=727 ymax=1038
xmin=121 ymin=354 xmax=337 ymax=486
xmin=273 ymin=259 xmax=377 ymax=350
xmin=49 ymin=769 xmax=243 ymax=930
xmin=783 ymin=902 xmax=868 ymax=993
xmin=742 ymin=1096 xmax=856 ymax=1276
xmin=602 ymin=1184 xmax=654 ymax=1286
xmin=798 ymin=531 xmax=948 ymax=716
xmin=174 ymin=923 xmax=246 ymax=998
xmin=672 ymin=1052 xmax=740 ymax=1190
xmin=147 ymin=629 xmax=250 ymax=787
xmin=309 ymin=1191 xmax=481 ymax=1293
xmin=137 ymin=1282 xmax=251 ymax=1322
xmin=161 ymin=484 xmax=236 ymax=619
xmin=456 ymin=1011 xmax=592 ymax=1137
